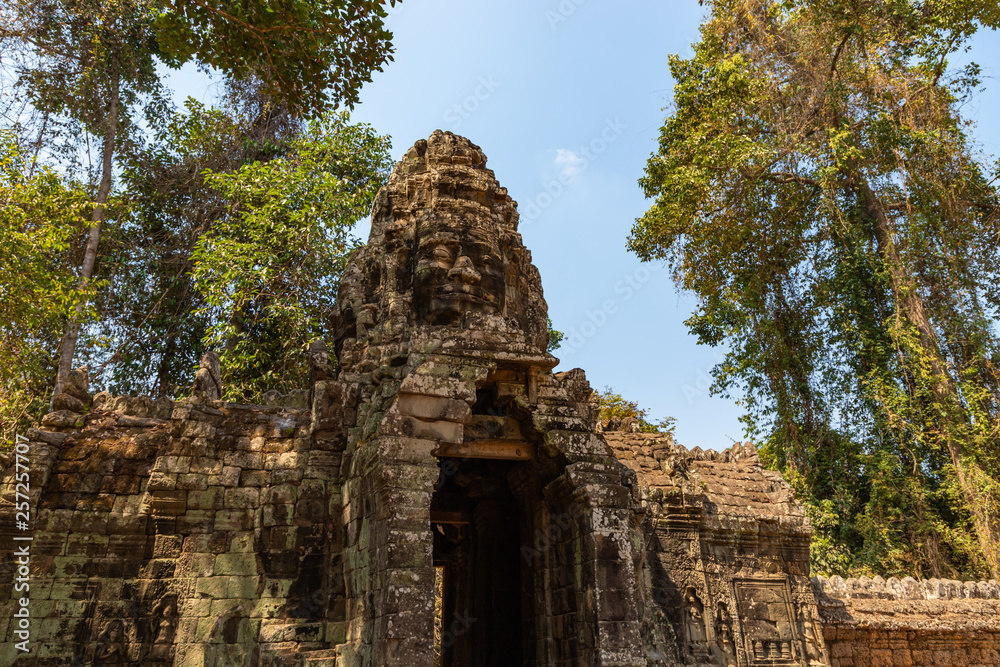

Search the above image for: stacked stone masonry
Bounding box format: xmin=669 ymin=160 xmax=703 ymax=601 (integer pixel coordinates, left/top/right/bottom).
xmin=2 ymin=132 xmax=998 ymax=665
xmin=815 ymin=575 xmax=1000 ymax=667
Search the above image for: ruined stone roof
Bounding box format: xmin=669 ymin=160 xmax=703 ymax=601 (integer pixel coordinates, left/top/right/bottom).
xmin=604 ymin=432 xmax=806 ymax=523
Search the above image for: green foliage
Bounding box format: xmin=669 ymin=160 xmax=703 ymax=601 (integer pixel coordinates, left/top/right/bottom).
xmin=634 ymin=0 xmax=1000 ymax=577
xmin=593 ymin=386 xmax=675 ymax=434
xmin=191 ymin=112 xmax=391 ymax=401
xmin=1 ymin=0 xmax=399 ymax=404
xmin=153 ymin=0 xmax=398 ymax=115
xmin=4 ymin=0 xmax=168 ymax=150
xmin=86 ymin=99 xmax=246 ymax=396
xmin=4 ymin=0 xmax=399 ymax=120
xmin=0 ymin=132 xmax=89 ymax=445
xmin=546 ymin=316 xmax=564 ymax=353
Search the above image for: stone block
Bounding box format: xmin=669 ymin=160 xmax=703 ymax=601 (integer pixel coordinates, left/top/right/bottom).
xmin=176 ymin=553 xmax=216 ymax=578
xmin=214 ymin=552 xmax=257 ymax=576
xmin=177 ymin=473 xmax=210 ymax=490
xmin=176 ymin=510 xmax=217 ymax=534
xmin=262 ymin=484 xmax=297 ymax=505
xmin=146 ymin=489 xmax=188 ymax=516
xmin=398 ymin=373 xmax=475 ymax=403
xmin=182 ymin=420 xmax=216 ymax=438
xmin=262 ymin=504 xmax=295 ymax=526
xmin=153 ymin=534 xmax=183 ymax=558
xmin=224 ymin=451 xmax=263 ymax=469
xmin=396 ymin=394 xmax=471 ymax=422
xmin=209 ymin=466 xmax=242 ymax=486
xmin=384 ymin=414 xmax=463 ymax=444
xmin=195 ymin=575 xmax=230 ymax=599
xmin=227 ymin=575 xmax=258 ymax=598
xmin=214 ymin=509 xmax=252 ymax=531
xmin=190 ymin=457 xmax=224 ymax=475
xmin=240 ymin=470 xmax=272 ymax=487
xmin=187 ymin=487 xmax=225 ymax=511
xmin=147 ymin=471 xmax=177 ymax=491
xmin=224 ymin=487 xmax=260 ymax=509
xmin=377 ymin=437 xmax=438 ymax=464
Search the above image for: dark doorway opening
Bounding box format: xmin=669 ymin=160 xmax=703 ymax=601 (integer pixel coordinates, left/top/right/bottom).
xmin=431 ymin=457 xmax=527 ymax=666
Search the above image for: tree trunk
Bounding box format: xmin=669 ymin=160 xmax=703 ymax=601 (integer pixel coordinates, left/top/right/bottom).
xmin=858 ymin=179 xmax=1000 ymax=577
xmin=53 ymin=69 xmax=119 ymax=399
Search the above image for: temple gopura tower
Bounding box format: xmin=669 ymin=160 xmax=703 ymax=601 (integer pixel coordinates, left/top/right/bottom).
xmin=3 ymin=131 xmax=999 ymax=666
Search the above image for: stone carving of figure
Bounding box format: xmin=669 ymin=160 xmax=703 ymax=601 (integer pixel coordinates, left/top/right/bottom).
xmin=94 ymin=619 xmax=127 ymax=664
xmin=802 ymin=606 xmax=826 ymax=663
xmin=147 ymin=598 xmax=177 ymax=661
xmin=414 ymin=219 xmax=506 ymax=325
xmin=715 ymin=601 xmax=733 ymax=653
xmin=684 ymin=587 xmax=708 ymax=656
xmin=333 ymin=130 xmax=552 ymax=368
xmin=192 ymin=351 xmax=222 ymax=400
xmin=715 ymin=601 xmax=736 ymax=666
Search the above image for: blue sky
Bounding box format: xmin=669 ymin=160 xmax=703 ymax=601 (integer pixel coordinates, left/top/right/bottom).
xmin=172 ymin=1 xmax=1000 ymax=450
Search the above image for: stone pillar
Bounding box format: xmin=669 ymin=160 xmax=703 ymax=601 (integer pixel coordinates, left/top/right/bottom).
xmin=568 ymin=461 xmax=645 ymax=667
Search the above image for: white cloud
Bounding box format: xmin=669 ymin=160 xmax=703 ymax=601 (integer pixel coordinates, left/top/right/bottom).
xmin=553 ymin=148 xmax=585 ymax=182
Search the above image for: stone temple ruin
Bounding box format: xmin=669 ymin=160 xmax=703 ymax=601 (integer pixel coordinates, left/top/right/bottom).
xmin=2 ymin=131 xmax=1000 ymax=666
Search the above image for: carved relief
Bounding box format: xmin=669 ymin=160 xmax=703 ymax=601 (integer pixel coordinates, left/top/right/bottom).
xmin=733 ymin=579 xmax=801 ymax=665
xmin=684 ymin=586 xmax=710 ymax=659
xmin=715 ymin=601 xmax=736 ymax=666
xmin=333 ymin=130 xmax=552 ymax=365
xmin=414 ymin=220 xmax=505 ymax=324
xmin=94 ymin=619 xmax=128 ymax=665
xmin=146 ymin=597 xmax=177 ymax=662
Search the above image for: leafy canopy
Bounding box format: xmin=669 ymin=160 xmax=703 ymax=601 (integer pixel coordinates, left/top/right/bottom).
xmin=192 ymin=112 xmax=392 ymax=401
xmin=633 ymin=0 xmax=1000 ymax=577
xmin=0 ymin=132 xmax=91 ymax=444
xmin=155 ymin=0 xmax=399 ymax=114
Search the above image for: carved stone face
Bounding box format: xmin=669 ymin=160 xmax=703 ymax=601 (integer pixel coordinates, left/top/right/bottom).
xmin=414 ymin=221 xmax=505 ymax=324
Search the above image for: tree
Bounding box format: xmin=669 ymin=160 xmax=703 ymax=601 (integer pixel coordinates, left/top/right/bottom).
xmin=632 ymin=0 xmax=1000 ymax=577
xmin=2 ymin=0 xmax=168 ymax=398
xmin=0 ymin=132 xmax=89 ymax=444
xmin=546 ymin=316 xmax=565 ymax=353
xmin=155 ymin=0 xmax=398 ymax=114
xmin=90 ymin=81 xmax=305 ymax=397
xmin=191 ymin=112 xmax=392 ymax=401
xmin=1 ymin=0 xmax=399 ymax=400
xmin=593 ymin=386 xmax=674 ymax=434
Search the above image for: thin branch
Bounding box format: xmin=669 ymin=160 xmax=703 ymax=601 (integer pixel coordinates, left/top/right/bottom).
xmin=764 ymin=172 xmax=823 ymax=188
xmin=830 ymin=32 xmax=851 ymax=79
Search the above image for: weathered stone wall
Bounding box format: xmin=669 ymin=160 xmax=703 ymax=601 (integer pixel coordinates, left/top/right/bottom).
xmin=815 ymin=575 xmax=1000 ymax=667
xmin=607 ymin=433 xmax=828 ymax=667
xmin=0 ymin=395 xmax=343 ymax=666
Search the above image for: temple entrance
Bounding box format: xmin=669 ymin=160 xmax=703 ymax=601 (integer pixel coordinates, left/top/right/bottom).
xmin=431 ymin=457 xmax=527 ymax=666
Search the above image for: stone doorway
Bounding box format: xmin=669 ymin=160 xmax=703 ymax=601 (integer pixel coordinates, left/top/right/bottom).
xmin=431 ymin=456 xmax=529 ymax=666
